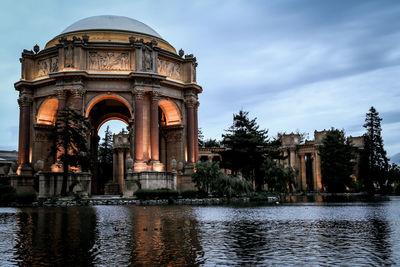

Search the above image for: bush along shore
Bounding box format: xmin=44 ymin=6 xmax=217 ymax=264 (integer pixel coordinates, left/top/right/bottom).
xmin=0 ymin=187 xmax=281 ymax=207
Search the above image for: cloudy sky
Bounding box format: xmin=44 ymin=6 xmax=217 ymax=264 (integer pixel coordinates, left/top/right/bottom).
xmin=0 ymin=0 xmax=399 ymax=157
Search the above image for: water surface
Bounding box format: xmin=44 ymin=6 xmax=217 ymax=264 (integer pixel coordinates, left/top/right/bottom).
xmin=1 ymin=197 xmax=400 ymax=266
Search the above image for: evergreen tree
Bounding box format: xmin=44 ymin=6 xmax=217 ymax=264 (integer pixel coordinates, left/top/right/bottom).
xmin=220 ymin=110 xmax=276 ymax=189
xmin=203 ymin=138 xmax=220 ymax=148
xmin=98 ymin=126 xmax=113 ymax=182
xmin=360 ymin=106 xmax=389 ymax=192
xmin=198 ymin=128 xmax=205 ymax=147
xmin=51 ymin=107 xmax=91 ymax=196
xmin=98 ymin=126 xmax=113 ymax=165
xmin=319 ymin=128 xmax=356 ymax=193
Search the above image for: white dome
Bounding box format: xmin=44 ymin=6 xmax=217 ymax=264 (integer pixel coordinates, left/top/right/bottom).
xmin=61 ymin=15 xmax=162 ymax=39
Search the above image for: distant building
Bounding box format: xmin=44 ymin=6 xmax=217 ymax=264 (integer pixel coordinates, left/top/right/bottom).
xmin=0 ymin=150 xmax=18 ymax=175
xmin=198 ymin=130 xmax=364 ymax=192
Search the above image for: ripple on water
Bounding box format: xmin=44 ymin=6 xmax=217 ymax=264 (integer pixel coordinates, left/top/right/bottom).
xmin=0 ymin=199 xmax=399 ymax=266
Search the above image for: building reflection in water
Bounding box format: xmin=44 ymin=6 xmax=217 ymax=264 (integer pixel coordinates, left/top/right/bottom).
xmin=9 ymin=202 xmax=397 ymax=266
xmin=91 ymin=205 xmax=204 ymax=266
xmin=13 ymin=205 xmax=204 ymax=266
xmin=14 ymin=207 xmax=97 ymax=266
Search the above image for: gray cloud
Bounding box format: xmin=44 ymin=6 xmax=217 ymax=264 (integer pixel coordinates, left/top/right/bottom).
xmin=1 ymin=0 xmax=400 ymax=156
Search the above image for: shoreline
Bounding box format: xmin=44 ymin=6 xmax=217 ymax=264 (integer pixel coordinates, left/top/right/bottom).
xmin=0 ymin=192 xmax=396 ymax=208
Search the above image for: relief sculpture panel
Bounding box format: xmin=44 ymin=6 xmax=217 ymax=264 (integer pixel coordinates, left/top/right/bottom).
xmin=37 ymin=57 xmax=58 ymax=77
xmin=158 ymin=59 xmax=182 ymax=81
xmin=88 ymin=51 xmax=129 ymax=70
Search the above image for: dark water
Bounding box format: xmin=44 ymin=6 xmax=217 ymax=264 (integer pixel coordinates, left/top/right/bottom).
xmin=1 ymin=197 xmax=400 ymax=266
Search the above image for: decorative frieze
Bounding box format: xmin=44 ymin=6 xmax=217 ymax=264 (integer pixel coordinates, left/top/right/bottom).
xmin=37 ymin=57 xmax=58 ymax=77
xmin=157 ymin=58 xmax=182 ymax=81
xmin=88 ymin=51 xmax=129 ymax=70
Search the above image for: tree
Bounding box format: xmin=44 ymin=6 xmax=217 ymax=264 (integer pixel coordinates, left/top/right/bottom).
xmin=192 ymin=161 xmax=253 ymax=198
xmin=220 ymin=110 xmax=279 ymax=190
xmin=198 ymin=128 xmax=205 ymax=147
xmin=203 ymin=138 xmax=220 ymax=148
xmin=98 ymin=126 xmax=113 ymax=182
xmin=319 ymin=128 xmax=356 ymax=193
xmin=260 ymin=157 xmax=297 ymax=193
xmin=192 ymin=161 xmax=223 ymax=194
xmin=51 ymin=107 xmax=91 ymax=196
xmin=360 ymin=106 xmax=389 ymax=192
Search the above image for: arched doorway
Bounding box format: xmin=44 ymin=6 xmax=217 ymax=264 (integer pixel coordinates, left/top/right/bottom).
xmin=86 ymin=94 xmax=132 ymax=194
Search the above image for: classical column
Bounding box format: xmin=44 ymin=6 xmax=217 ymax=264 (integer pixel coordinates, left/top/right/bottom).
xmin=150 ymin=92 xmax=164 ymax=171
xmin=71 ymin=88 xmax=84 ymax=112
xmin=194 ymin=101 xmax=199 ymax=161
xmin=17 ymin=91 xmax=33 ymax=174
xmin=185 ymin=99 xmax=195 ymax=163
xmin=118 ymin=148 xmax=124 ymax=188
xmin=300 ymin=155 xmax=307 ymax=191
xmin=289 ymin=147 xmax=296 ymax=168
xmin=134 ymin=89 xmax=146 ymax=171
xmin=150 ymin=92 xmax=160 ymax=162
xmin=56 ymin=89 xmax=67 ymax=112
xmin=134 ymin=90 xmax=144 ymax=162
xmin=314 ymin=152 xmax=322 ymax=191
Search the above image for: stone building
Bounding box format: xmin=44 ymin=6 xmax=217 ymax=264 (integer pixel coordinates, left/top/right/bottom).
xmin=198 ymin=130 xmax=364 ymax=192
xmin=13 ymin=15 xmax=201 ymax=196
xmin=279 ymin=131 xmax=363 ymax=192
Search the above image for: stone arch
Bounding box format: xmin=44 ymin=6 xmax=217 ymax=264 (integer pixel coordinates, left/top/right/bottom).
xmin=96 ymin=116 xmax=129 ymax=132
xmin=158 ymin=99 xmax=181 ymax=126
xmin=36 ymin=98 xmax=58 ymax=125
xmin=85 ymin=94 xmax=132 ymax=118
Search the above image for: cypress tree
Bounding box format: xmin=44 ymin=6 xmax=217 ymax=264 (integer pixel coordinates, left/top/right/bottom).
xmin=98 ymin=126 xmax=113 ymax=182
xmin=319 ymin=129 xmax=356 ymax=193
xmin=51 ymin=107 xmax=91 ymax=196
xmin=360 ymin=106 xmax=389 ymax=192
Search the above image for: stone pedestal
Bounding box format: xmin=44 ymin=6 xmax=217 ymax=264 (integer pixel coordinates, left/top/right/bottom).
xmin=152 ymin=161 xmax=164 ymax=172
xmin=38 ymin=172 xmax=91 ymax=197
xmin=134 ymin=161 xmax=147 ymax=172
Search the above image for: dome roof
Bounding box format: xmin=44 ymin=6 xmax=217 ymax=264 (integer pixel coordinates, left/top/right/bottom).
xmin=61 ymin=15 xmax=163 ymax=39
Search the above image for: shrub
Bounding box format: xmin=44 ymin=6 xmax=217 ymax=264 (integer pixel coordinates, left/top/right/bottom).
xmin=16 ymin=192 xmax=37 ymax=205
xmin=180 ymin=190 xmax=199 ymax=199
xmin=0 ymin=184 xmax=17 ymax=205
xmin=135 ymin=189 xmax=179 ymax=200
xmin=213 ymin=175 xmax=253 ymax=198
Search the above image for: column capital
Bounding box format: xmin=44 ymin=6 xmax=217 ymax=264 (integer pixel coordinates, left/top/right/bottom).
xmin=185 ymin=98 xmax=197 ymax=108
xmin=134 ymin=89 xmax=146 ymax=100
xmin=151 ymin=90 xmax=161 ymax=102
xmin=17 ymin=95 xmax=33 ymax=107
xmin=55 ymin=88 xmax=67 ymax=99
xmin=71 ymin=88 xmax=85 ymax=98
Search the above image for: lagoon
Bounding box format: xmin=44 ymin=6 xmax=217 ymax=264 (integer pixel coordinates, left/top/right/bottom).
xmin=1 ymin=197 xmax=400 ymax=266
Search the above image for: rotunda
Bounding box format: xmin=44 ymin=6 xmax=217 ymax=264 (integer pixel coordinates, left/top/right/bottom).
xmin=14 ymin=15 xmax=201 ymax=196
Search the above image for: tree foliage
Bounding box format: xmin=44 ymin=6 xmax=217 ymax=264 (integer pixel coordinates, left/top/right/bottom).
xmin=319 ymin=128 xmax=356 ymax=193
xmin=260 ymin=157 xmax=297 ymax=193
xmin=192 ymin=161 xmax=223 ymax=194
xmin=360 ymin=106 xmax=389 ymax=193
xmin=192 ymin=161 xmax=253 ymax=198
xmin=51 ymin=107 xmax=91 ymax=196
xmin=198 ymin=128 xmax=205 ymax=147
xmin=220 ymin=110 xmax=270 ymax=187
xmin=98 ymin=126 xmax=113 ymax=182
xmin=203 ymin=138 xmax=220 ymax=148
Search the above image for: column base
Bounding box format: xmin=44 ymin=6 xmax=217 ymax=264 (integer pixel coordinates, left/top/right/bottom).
xmin=17 ymin=164 xmax=33 ymax=176
xmin=152 ymin=161 xmax=164 ymax=172
xmin=134 ymin=161 xmax=147 ymax=172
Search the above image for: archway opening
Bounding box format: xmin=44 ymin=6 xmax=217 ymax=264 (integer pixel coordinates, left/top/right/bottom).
xmin=37 ymin=98 xmax=58 ymax=125
xmin=158 ymin=100 xmax=182 ymax=171
xmin=87 ymin=95 xmax=132 ymax=195
xmin=97 ymin=120 xmax=128 ymax=195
